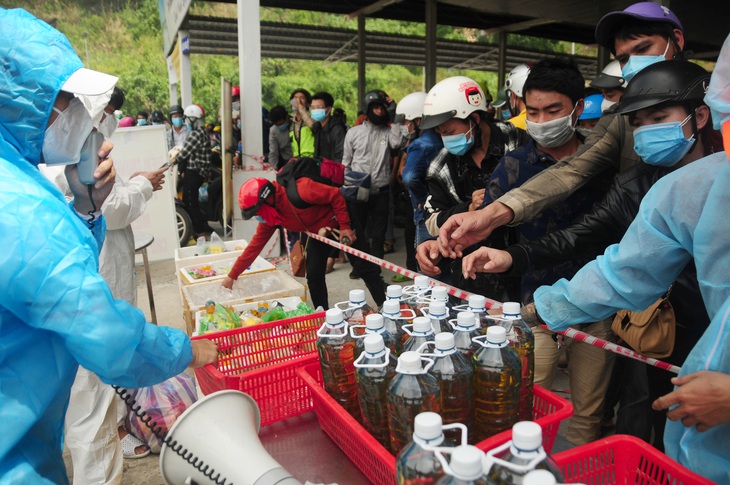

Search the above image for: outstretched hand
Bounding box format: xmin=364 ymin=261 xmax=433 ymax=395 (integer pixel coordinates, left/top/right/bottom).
xmin=415 ymin=239 xmax=443 ymax=276
xmin=652 ymin=371 xmax=730 ymax=432
xmin=462 ymin=247 xmax=513 ymax=280
xmin=437 ymin=201 xmax=514 ymax=258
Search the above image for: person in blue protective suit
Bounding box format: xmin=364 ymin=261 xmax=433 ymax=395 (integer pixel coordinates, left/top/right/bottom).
xmin=0 ymin=8 xmax=218 ymax=483
xmin=518 ymin=35 xmax=730 ymax=483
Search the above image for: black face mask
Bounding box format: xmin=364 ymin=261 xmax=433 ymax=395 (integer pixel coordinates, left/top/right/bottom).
xmin=367 ymin=105 xmax=389 ymax=126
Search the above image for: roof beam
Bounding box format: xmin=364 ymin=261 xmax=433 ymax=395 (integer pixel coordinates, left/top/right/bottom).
xmin=481 ymin=18 xmax=559 ymax=35
xmin=346 ymin=0 xmax=406 ymax=20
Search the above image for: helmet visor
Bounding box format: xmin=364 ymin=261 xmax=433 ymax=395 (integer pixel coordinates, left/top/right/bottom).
xmin=420 ymin=109 xmax=457 ymax=130
xmin=241 ymin=202 xmax=262 ymax=220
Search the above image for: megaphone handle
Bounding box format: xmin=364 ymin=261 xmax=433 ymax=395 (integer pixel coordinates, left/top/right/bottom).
xmin=112 ymin=385 xmax=231 ymax=485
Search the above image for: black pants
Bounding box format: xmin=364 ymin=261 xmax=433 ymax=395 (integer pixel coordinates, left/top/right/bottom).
xmin=303 ymin=235 xmax=333 ymax=310
xmin=349 ymin=190 xmax=389 ymax=260
xmin=182 ymin=170 xmax=208 ymax=234
xmin=346 ymin=200 xmax=386 ymax=307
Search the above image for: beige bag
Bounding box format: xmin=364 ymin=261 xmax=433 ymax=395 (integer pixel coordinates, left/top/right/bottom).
xmin=611 ymin=288 xmax=675 ymax=358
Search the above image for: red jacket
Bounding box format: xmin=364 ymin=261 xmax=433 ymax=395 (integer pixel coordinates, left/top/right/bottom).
xmin=228 ymin=178 xmax=350 ymax=279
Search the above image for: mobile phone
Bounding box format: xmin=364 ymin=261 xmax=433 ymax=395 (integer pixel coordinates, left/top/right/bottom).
xmin=160 ymin=158 xmax=179 ymax=169
xmin=77 ymin=130 xmax=105 ymax=185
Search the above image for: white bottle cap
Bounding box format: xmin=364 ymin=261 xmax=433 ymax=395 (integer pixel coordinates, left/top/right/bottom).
xmin=486 ymin=325 xmax=507 ymax=344
xmin=523 ymin=470 xmax=557 ymax=485
xmin=432 ymin=286 xmax=448 ymax=301
xmin=365 ymin=313 xmax=384 ymax=331
xmin=414 ymin=275 xmax=430 ymax=289
xmin=363 ymin=333 xmax=385 ymax=354
xmin=457 ymin=311 xmax=477 ymax=328
xmin=387 ymin=284 xmax=403 ymax=298
xmin=449 ymin=445 xmax=485 ymax=480
xmin=398 ymin=351 xmax=423 ymax=372
xmin=325 ymin=308 xmax=344 ymax=325
xmin=413 ymin=316 xmax=432 ymax=333
xmin=382 ymin=299 xmax=401 ymax=315
xmin=503 ymin=301 xmax=521 ymax=317
xmin=349 ymin=289 xmax=366 ymax=305
xmin=429 ymin=301 xmax=447 ymax=316
xmin=413 ymin=412 xmax=443 ymax=441
xmin=512 ymin=421 xmax=543 ymax=451
xmin=468 ymin=294 xmax=486 ymax=310
xmin=434 ymin=332 xmax=456 ymax=351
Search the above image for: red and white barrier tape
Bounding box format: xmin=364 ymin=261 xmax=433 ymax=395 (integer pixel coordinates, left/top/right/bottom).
xmin=304 ymin=230 xmax=681 ymax=373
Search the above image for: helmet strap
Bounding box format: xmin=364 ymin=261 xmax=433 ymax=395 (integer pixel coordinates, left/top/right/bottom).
xmin=469 ymin=114 xmax=483 ymax=150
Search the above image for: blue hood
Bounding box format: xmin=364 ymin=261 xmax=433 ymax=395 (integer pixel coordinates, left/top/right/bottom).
xmin=0 ymin=8 xmax=84 ymax=166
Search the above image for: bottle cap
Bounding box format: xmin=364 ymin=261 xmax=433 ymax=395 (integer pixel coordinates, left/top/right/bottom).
xmin=429 ymin=301 xmax=447 ymax=316
xmin=363 ymin=333 xmax=385 ymax=354
xmin=382 ymin=299 xmax=401 ymax=315
xmin=503 ymin=301 xmax=521 ymax=317
xmin=434 ymin=332 xmax=455 ymax=351
xmin=413 ymin=412 xmax=443 ymax=441
xmin=468 ymin=294 xmax=486 ymax=310
xmin=523 ymin=470 xmax=557 ymax=485
xmin=365 ymin=313 xmax=384 ymax=331
xmin=398 ymin=351 xmax=423 ymax=372
xmin=349 ymin=289 xmax=366 ymax=305
xmin=457 ymin=311 xmax=477 ymax=329
xmin=486 ymin=325 xmax=507 ymax=344
xmin=325 ymin=308 xmax=344 ymax=325
xmin=414 ymin=275 xmax=429 ymax=289
xmin=413 ymin=316 xmax=432 ymax=333
xmin=431 ymin=286 xmax=448 ymax=301
xmin=449 ymin=445 xmax=484 ymax=480
xmin=512 ymin=421 xmax=542 ymax=451
xmin=386 ymin=285 xmax=403 ymax=298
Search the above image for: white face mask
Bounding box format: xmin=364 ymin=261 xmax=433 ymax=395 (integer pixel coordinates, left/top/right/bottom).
xmin=98 ymin=114 xmax=119 ymax=138
xmin=601 ymin=99 xmax=617 ymax=112
xmin=42 ymin=97 xmax=94 ymax=166
xmin=525 ymin=103 xmax=578 ymax=149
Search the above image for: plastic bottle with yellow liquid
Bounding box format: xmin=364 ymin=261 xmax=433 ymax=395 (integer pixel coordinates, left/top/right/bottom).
xmin=435 ymin=445 xmax=489 ymax=485
xmin=351 ymin=313 xmax=397 ymax=361
xmin=354 ymin=334 xmax=397 ymax=448
xmin=449 ymin=311 xmax=482 ymax=360
xmin=402 ymin=316 xmax=436 ymax=353
xmin=381 ymin=299 xmax=416 ymax=355
xmin=395 ymin=412 xmax=461 ymax=485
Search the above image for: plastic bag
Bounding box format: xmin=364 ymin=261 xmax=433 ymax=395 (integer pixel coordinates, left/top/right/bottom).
xmin=199 ymin=301 xmax=241 ymax=333
xmin=124 ymin=372 xmax=198 ymax=453
xmin=208 ymin=232 xmax=225 ymax=254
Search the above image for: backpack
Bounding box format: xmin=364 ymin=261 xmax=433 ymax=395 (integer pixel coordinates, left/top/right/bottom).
xmin=276 ymin=156 xmax=345 ymax=209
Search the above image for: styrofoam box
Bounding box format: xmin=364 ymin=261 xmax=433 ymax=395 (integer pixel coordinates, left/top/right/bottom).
xmin=193 ymin=296 xmax=305 ymax=336
xmin=174 ymin=239 xmax=249 ymax=270
xmin=182 ymin=270 xmax=306 ymax=312
xmin=179 ymin=256 xmax=275 ymax=285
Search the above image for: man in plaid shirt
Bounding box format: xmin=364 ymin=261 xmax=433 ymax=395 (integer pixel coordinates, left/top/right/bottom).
xmin=177 ymin=104 xmax=213 ymax=238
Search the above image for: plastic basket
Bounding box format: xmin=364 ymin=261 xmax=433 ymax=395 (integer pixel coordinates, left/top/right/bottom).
xmin=554 ymin=434 xmax=715 ymax=484
xmin=297 ymin=362 xmax=573 ymax=485
xmin=192 ymin=312 xmax=324 ymax=426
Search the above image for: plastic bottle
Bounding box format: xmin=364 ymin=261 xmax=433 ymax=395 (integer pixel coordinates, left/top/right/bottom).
xmin=435 ymin=445 xmax=489 ymax=485
xmin=448 ymin=311 xmax=482 ymax=360
xmin=500 ymin=302 xmax=535 ymax=422
xmin=387 ymin=351 xmax=441 ymax=453
xmin=316 ymin=308 xmax=361 ymax=421
xmin=419 ymin=333 xmax=475 ymax=444
xmin=472 ymin=326 xmax=521 ymax=442
xmin=354 ymin=334 xmax=397 ymax=449
xmin=424 ymin=300 xmax=452 ymax=334
xmin=419 ymin=286 xmax=454 ymax=320
xmin=484 ymin=421 xmax=564 ymax=485
xmin=453 ymin=294 xmax=490 ymax=330
xmin=381 ymin=299 xmax=416 ymax=354
xmin=396 ymin=412 xmax=459 ymax=485
xmin=402 ymin=316 xmax=436 ymax=353
xmin=402 ymin=275 xmax=432 ymax=315
xmin=351 ymin=313 xmax=397 ymax=360
xmin=335 ymin=289 xmax=376 ymax=335
xmin=387 ymin=284 xmax=419 ymax=314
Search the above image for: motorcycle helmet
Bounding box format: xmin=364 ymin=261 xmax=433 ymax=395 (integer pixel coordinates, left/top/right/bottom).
xmin=238 ymin=178 xmax=275 ymax=220
xmin=150 ymin=110 xmax=166 ymax=124
xmin=169 ymin=104 xmax=183 ymax=117
xmin=118 ymin=116 xmax=134 ymax=128
xmin=420 ymin=76 xmax=487 ymax=130
xmin=590 ymin=60 xmax=628 ymax=90
xmin=394 ymin=91 xmax=427 ymax=123
xmin=505 ymin=64 xmax=531 ymax=98
xmin=184 ymin=104 xmax=206 ymax=129
xmin=363 ymin=90 xmax=387 ymax=111
xmin=579 ymin=94 xmax=605 ymax=120
xmin=232 ymin=85 xmax=240 ymax=98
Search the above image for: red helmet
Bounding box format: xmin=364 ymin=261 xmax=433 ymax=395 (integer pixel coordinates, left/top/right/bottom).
xmin=231 ymin=85 xmax=240 ymax=98
xmin=238 ymin=178 xmax=274 ymax=219
xmin=119 ymin=116 xmax=134 ymax=128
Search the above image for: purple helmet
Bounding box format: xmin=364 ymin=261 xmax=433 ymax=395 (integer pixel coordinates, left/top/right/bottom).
xmin=595 ymin=2 xmax=683 ymax=52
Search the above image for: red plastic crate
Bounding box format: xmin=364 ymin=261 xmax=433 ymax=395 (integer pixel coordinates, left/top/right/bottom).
xmin=297 ymin=361 xmax=574 ymax=485
xmin=192 ymin=312 xmax=324 ymax=426
xmin=554 ymin=435 xmax=714 ymax=484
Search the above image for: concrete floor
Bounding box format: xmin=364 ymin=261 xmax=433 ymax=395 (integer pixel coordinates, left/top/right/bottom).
xmin=63 ymin=228 xmax=573 ymax=484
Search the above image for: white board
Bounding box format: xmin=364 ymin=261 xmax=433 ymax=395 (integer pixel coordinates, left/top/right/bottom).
xmin=109 ymin=125 xmax=178 ymax=262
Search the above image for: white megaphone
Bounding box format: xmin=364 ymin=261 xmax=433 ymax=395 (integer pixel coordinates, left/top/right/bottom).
xmin=159 ymin=390 xmax=303 ymax=485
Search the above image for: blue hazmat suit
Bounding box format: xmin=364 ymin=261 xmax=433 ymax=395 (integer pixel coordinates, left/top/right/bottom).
xmin=0 ymin=8 xmax=193 ymax=483
xmin=534 ymin=151 xmax=730 ymax=483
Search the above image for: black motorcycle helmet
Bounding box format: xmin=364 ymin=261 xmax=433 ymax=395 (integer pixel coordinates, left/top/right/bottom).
xmin=168 ymin=104 xmax=184 ymax=117
xmin=150 ymin=110 xmax=166 ymax=124
xmin=615 ymin=60 xmax=710 ymax=116
xmin=363 ymin=90 xmax=387 ymax=112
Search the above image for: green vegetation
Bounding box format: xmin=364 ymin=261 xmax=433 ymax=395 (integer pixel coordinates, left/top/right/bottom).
xmin=7 ymin=0 xmax=595 ymax=125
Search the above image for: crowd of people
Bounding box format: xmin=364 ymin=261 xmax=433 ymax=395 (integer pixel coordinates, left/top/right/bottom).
xmin=0 ymin=2 xmax=729 ymax=484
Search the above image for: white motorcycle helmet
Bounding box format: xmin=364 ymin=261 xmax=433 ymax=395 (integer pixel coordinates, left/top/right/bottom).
xmin=590 ymin=59 xmax=628 ymax=89
xmin=183 ymin=104 xmax=206 ymax=129
xmin=420 ymin=76 xmax=487 ymax=130
xmin=504 ymin=64 xmax=531 ymax=97
xmin=394 ymin=91 xmax=427 ymax=123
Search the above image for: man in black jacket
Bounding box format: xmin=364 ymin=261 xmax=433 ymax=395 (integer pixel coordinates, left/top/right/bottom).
xmin=309 ymin=91 xmax=347 ymax=163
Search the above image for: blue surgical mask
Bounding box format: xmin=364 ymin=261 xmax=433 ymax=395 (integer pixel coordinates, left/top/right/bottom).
xmin=311 ymin=109 xmax=327 ymax=122
xmin=185 ymin=123 xmax=193 ymax=130
xmin=255 ymin=216 xmax=266 ymax=224
xmin=441 ymin=122 xmax=475 ymax=156
xmin=633 ymin=113 xmax=694 ymax=167
xmin=237 ymin=120 xmax=241 ymax=129
xmin=621 ymin=38 xmax=671 ymax=83
xmin=278 ymin=122 xmax=290 ymax=132
xmin=172 ymin=117 xmax=183 ymax=128
xmin=137 ymin=119 xmax=147 ymax=126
